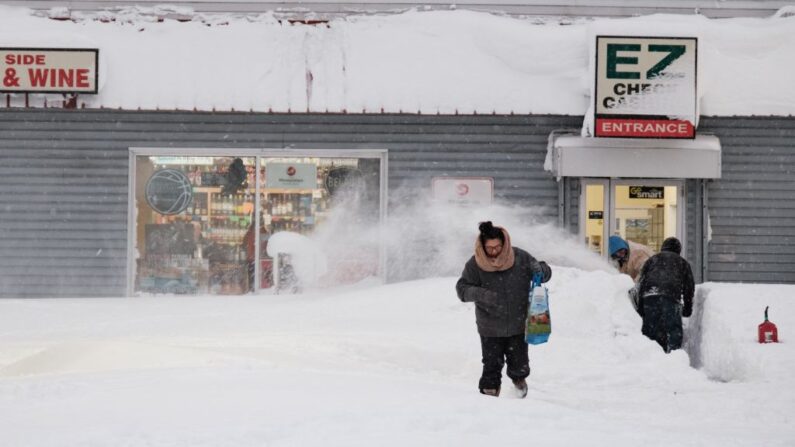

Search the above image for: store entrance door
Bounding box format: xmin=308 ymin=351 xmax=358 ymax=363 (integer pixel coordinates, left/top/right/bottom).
xmin=581 ymin=179 xmax=684 ymax=258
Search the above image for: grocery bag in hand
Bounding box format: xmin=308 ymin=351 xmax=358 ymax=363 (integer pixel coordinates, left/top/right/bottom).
xmin=526 ymin=272 xmax=550 ymax=345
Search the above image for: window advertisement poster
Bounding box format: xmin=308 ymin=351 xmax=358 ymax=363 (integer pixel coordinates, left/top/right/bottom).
xmin=1 ymin=48 xmax=99 ymax=93
xmin=265 ymin=162 xmax=317 ymax=189
xmin=432 ymin=177 xmax=493 ymax=206
xmin=594 ymin=36 xmax=697 ymax=139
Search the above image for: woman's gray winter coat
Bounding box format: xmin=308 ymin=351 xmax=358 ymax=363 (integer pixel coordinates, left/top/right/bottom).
xmin=456 ymin=248 xmax=551 ymax=337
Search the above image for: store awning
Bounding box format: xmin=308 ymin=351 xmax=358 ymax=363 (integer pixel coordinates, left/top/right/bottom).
xmin=546 ymin=134 xmax=721 ymax=179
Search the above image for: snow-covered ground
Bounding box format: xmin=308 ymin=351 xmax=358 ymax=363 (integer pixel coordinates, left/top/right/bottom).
xmin=1 ymin=269 xmax=792 ymax=446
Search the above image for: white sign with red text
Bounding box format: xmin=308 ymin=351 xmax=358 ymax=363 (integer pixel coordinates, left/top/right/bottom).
xmin=1 ymin=48 xmax=98 ymax=93
xmin=432 ymin=177 xmax=493 ymax=206
xmin=594 ymin=36 xmax=697 ymax=139
xmin=266 ymin=162 xmax=317 ymax=189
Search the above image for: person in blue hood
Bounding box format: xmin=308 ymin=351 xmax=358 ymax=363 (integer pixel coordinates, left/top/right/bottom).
xmin=608 ymin=235 xmax=654 ymax=282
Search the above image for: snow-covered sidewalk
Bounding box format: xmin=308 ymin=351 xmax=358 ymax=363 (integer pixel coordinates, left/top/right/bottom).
xmin=1 ymin=269 xmax=792 ymax=446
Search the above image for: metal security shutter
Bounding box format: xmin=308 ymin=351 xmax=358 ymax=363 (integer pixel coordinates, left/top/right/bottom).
xmin=0 ymin=109 xmax=579 ymax=297
xmin=700 ymin=117 xmax=795 ymax=283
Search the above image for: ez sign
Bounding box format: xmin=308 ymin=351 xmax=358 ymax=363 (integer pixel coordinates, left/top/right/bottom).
xmin=594 ymin=36 xmax=697 ymax=139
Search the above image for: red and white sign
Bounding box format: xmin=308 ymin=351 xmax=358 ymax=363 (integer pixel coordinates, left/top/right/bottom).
xmin=432 ymin=177 xmax=493 ymax=206
xmin=266 ymin=162 xmax=316 ymax=189
xmin=594 ymin=36 xmax=697 ymax=139
xmin=596 ymin=118 xmax=695 ymax=138
xmin=1 ymin=48 xmax=99 ymax=93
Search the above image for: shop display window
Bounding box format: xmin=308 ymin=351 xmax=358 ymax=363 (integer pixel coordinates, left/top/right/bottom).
xmin=132 ymin=152 xmax=384 ymax=295
xmin=256 ymin=157 xmax=382 ymax=291
xmin=134 ymin=155 xmax=256 ymax=295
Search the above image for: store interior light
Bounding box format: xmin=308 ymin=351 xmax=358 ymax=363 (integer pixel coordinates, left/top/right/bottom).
xmin=152 ymin=156 xmax=215 ymax=165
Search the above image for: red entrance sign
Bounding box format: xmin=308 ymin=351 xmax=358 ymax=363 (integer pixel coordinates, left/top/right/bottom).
xmin=595 ymin=117 xmax=695 ymax=139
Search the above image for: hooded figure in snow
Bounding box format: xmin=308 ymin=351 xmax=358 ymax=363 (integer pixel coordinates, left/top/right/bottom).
xmin=608 ymin=235 xmax=654 ymax=282
xmin=456 ymin=221 xmax=551 ymax=398
xmin=633 ymin=237 xmax=695 ymax=353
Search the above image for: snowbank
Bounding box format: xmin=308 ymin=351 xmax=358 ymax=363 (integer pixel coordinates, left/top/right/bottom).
xmin=1 ymin=6 xmax=794 ymax=116
xmin=0 ymin=268 xmax=793 ymax=446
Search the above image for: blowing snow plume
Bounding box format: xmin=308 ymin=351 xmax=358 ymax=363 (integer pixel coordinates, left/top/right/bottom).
xmin=296 ymin=184 xmax=611 ymax=286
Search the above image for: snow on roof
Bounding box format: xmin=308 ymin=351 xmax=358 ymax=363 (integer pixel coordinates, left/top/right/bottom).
xmin=1 ymin=5 xmax=794 ymax=116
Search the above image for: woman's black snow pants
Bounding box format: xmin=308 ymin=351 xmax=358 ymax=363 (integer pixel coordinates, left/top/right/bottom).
xmin=479 ymin=334 xmax=530 ymax=391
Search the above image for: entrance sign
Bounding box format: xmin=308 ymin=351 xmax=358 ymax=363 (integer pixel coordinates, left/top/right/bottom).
xmin=266 ymin=162 xmax=317 ymax=189
xmin=1 ymin=48 xmax=99 ymax=93
xmin=432 ymin=177 xmax=493 ymax=206
xmin=594 ymin=36 xmax=697 ymax=139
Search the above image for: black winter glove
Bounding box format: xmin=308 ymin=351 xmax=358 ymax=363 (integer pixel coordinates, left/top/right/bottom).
xmin=539 ymin=261 xmax=552 ymax=282
xmin=682 ymin=303 xmax=693 ymax=318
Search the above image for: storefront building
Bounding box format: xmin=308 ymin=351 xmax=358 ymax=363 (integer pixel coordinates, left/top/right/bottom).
xmin=0 ymin=3 xmax=793 ymax=297
xmin=0 ymin=110 xmax=792 ymax=297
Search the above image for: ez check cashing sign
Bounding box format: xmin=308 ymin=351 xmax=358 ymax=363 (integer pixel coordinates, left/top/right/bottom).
xmin=594 ymin=36 xmax=697 ymax=139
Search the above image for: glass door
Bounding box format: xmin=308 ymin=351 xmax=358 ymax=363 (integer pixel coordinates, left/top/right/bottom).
xmin=609 ymin=180 xmax=684 ymax=253
xmin=580 ymin=179 xmax=609 ymax=256
xmin=580 ymin=178 xmax=685 ymax=259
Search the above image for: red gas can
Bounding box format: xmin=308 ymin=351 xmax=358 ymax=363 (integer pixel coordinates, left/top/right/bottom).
xmin=758 ymin=306 xmax=779 ymax=343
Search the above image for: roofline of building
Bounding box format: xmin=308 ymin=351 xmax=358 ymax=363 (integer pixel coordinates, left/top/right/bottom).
xmin=2 ymin=0 xmax=792 ymax=19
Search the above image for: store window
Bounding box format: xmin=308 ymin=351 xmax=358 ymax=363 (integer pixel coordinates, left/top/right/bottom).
xmin=130 ymin=151 xmax=385 ymax=296
xmin=256 ymin=157 xmax=382 ymax=292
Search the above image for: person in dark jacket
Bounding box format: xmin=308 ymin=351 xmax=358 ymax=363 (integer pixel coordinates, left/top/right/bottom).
xmin=633 ymin=237 xmax=695 ymax=353
xmin=456 ymin=221 xmax=551 ymax=398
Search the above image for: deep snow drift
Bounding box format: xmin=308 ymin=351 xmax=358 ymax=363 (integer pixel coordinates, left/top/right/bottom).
xmin=1 ymin=268 xmax=793 ymax=446
xmin=1 ymin=6 xmax=794 ymax=115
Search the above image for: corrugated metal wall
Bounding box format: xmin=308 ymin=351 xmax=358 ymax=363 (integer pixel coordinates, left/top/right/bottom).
xmin=700 ymin=117 xmax=795 ymax=284
xmin=0 ymin=109 xmax=579 ymax=297
xmin=0 ymin=110 xmax=792 ymax=297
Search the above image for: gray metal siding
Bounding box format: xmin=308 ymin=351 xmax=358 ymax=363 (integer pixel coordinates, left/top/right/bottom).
xmin=1 ymin=109 xmax=792 ymax=297
xmin=0 ymin=109 xmax=579 ymax=297
xmin=700 ymin=117 xmax=795 ymax=284
xmin=685 ymin=179 xmax=701 ymax=282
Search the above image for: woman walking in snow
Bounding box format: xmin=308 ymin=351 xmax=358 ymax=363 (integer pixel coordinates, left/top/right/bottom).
xmin=456 ymin=221 xmax=551 ymax=398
